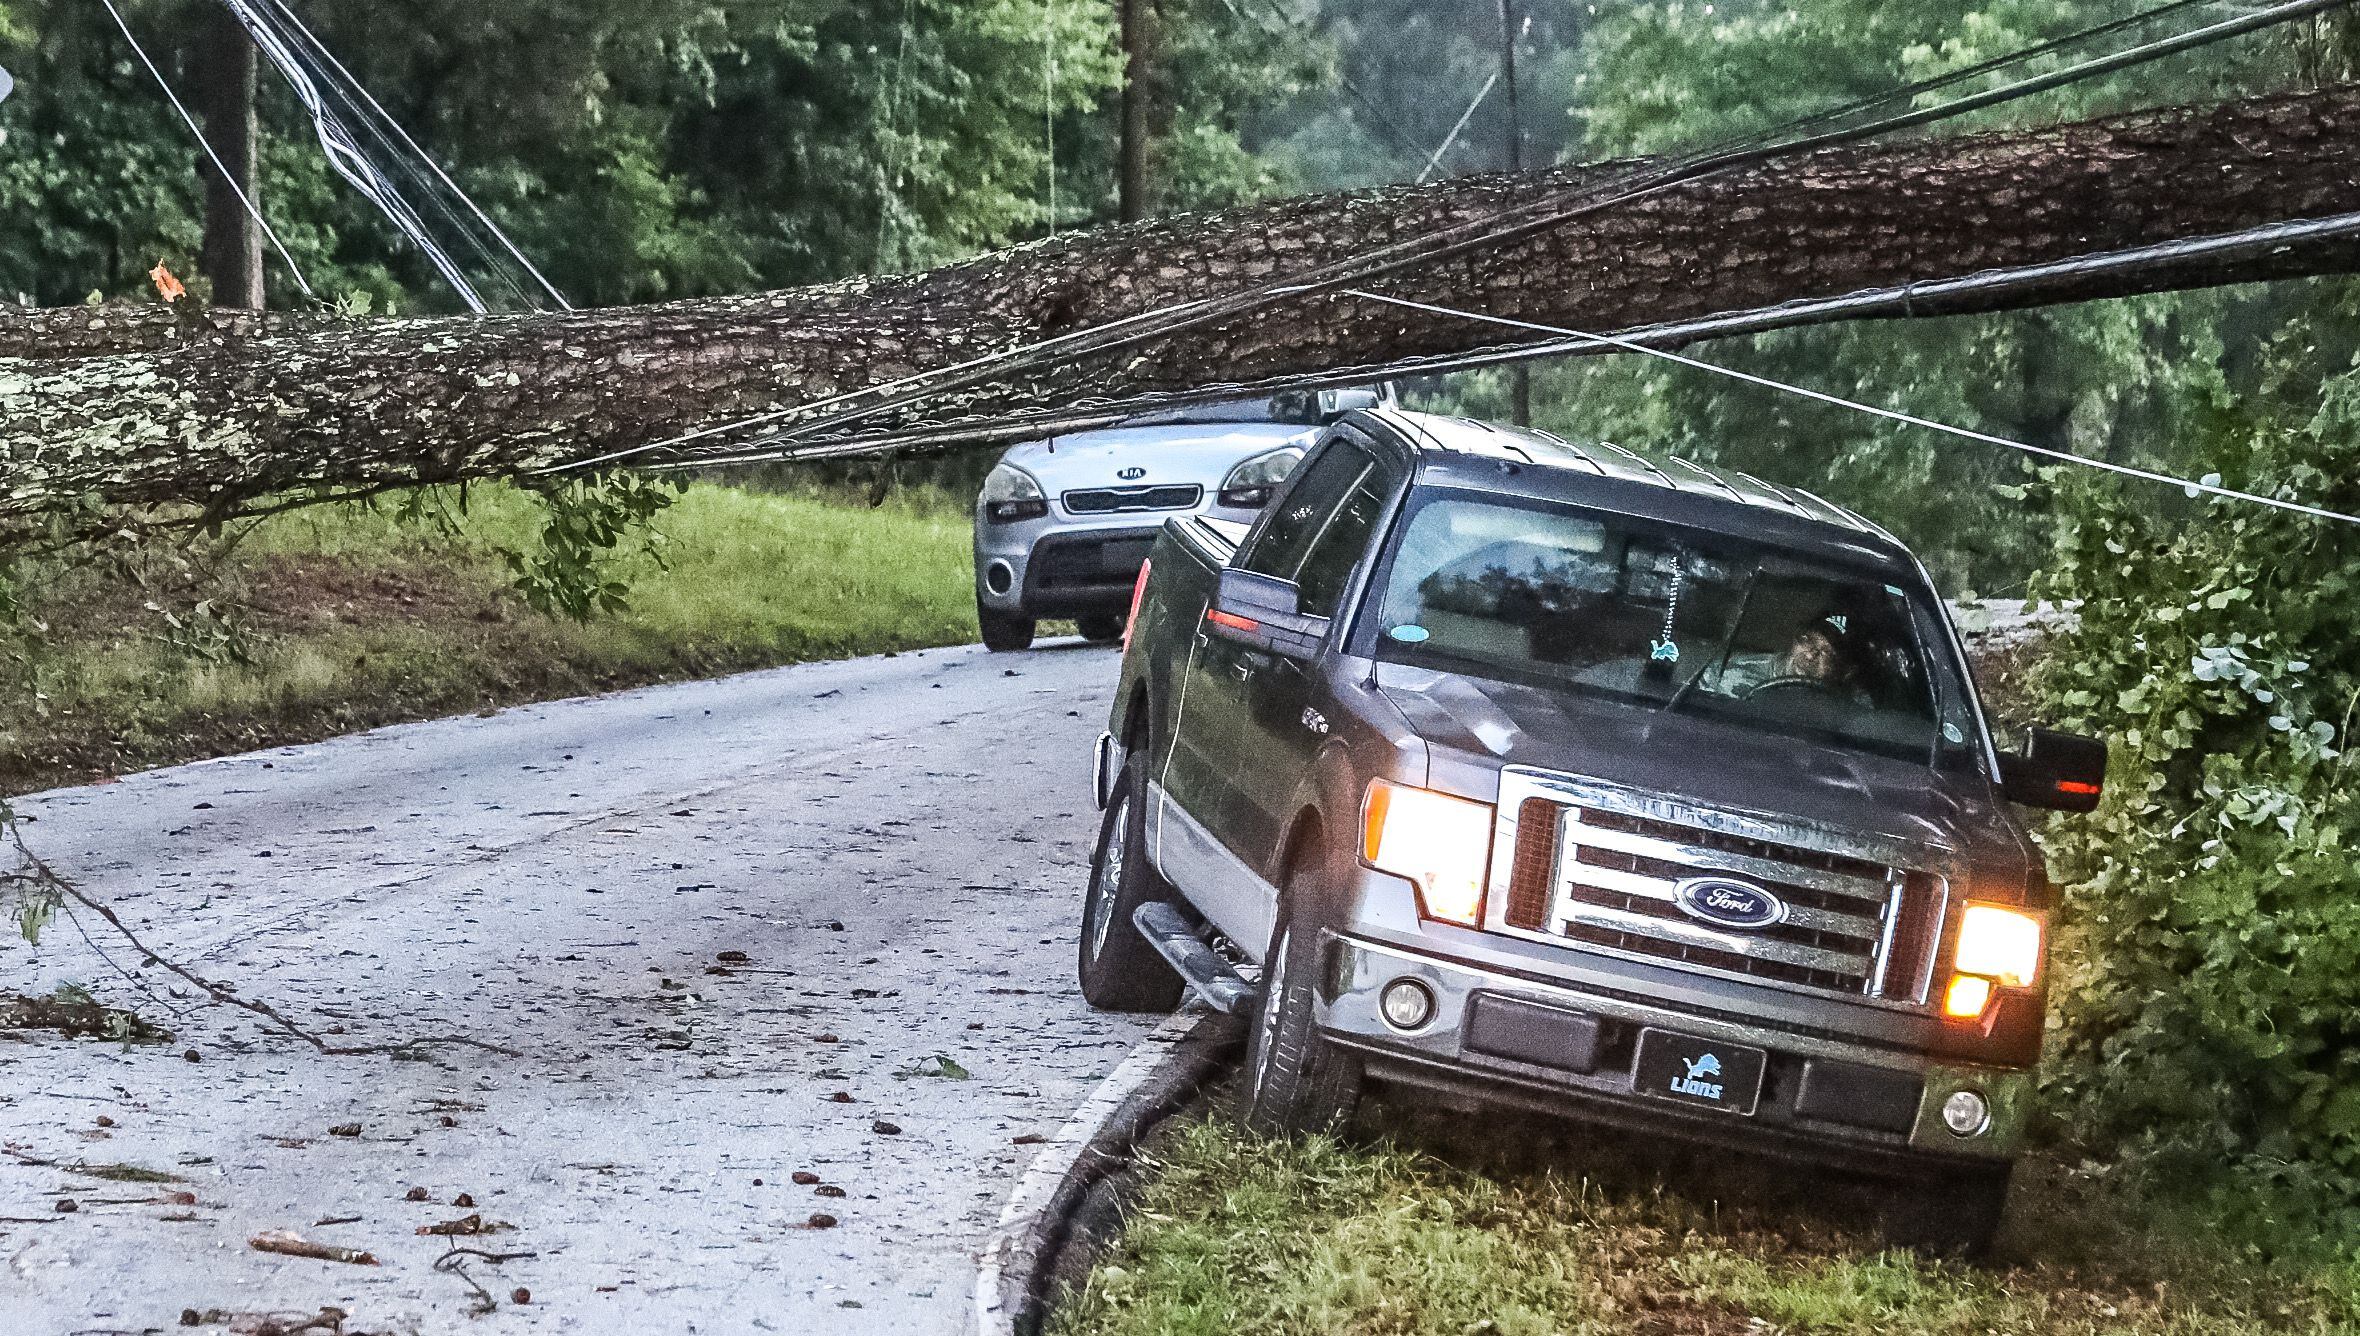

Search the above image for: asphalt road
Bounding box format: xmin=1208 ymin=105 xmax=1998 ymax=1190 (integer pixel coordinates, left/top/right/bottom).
xmin=1 ymin=640 xmax=1155 ymax=1335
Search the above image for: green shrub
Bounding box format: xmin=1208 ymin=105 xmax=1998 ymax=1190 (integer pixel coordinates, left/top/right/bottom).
xmin=2034 ymin=355 xmax=2360 ymax=1214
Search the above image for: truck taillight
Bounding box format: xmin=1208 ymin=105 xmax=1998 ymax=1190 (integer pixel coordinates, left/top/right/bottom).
xmin=1120 ymin=558 xmax=1152 ymax=654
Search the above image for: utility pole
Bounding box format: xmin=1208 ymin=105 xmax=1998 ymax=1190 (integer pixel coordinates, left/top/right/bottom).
xmin=1495 ymin=0 xmax=1531 ymax=425
xmin=193 ymin=2 xmax=265 ymax=309
xmin=1118 ymin=0 xmax=1151 ymax=222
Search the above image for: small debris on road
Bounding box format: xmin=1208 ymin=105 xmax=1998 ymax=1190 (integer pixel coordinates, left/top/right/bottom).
xmin=1013 ymin=1134 xmax=1046 ymax=1145
xmin=249 ymin=1231 xmax=380 ymax=1265
xmin=95 ymin=1115 xmax=115 ymax=1128
xmin=790 ymin=1171 xmax=819 ymax=1185
xmin=328 ymin=1123 xmax=361 ymax=1138
xmin=453 ymin=1193 xmax=476 ymax=1208
xmin=417 ymin=1213 xmax=506 ymax=1236
xmin=815 ymin=1184 xmax=846 ymax=1198
xmin=806 ymin=1213 xmax=838 ymax=1229
xmin=511 ymin=1287 xmax=532 ymax=1305
xmin=826 ymin=1091 xmax=855 ymax=1103
xmin=871 ymin=1120 xmax=902 ymax=1136
xmin=55 ymin=1199 xmax=77 ymax=1213
xmin=405 ymin=1186 xmax=430 ymax=1201
xmin=717 ymin=950 xmax=750 ymax=964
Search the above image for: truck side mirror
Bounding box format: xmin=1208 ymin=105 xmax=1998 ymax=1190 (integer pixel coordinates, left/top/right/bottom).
xmin=1206 ymin=568 xmax=1329 ymax=660
xmin=1317 ymin=387 xmax=1383 ymax=421
xmin=1997 ymin=727 xmax=2107 ymax=813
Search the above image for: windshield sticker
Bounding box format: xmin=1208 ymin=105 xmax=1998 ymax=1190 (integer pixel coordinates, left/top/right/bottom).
xmin=1943 ymin=721 xmax=1966 ymax=744
xmin=1649 ymin=637 xmax=1681 ymax=663
xmin=1388 ymin=624 xmax=1431 ymax=644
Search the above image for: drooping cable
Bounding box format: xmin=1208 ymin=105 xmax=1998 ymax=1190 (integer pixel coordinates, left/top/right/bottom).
xmin=211 ymin=0 xmax=490 ymax=311
xmin=546 ymin=0 xmax=2349 ymax=474
xmin=1340 ymin=289 xmax=2360 ymax=526
xmin=251 ymin=0 xmax=571 ymax=310
xmin=1417 ymin=70 xmax=1499 ymax=184
xmin=93 ymin=0 xmax=319 ymax=301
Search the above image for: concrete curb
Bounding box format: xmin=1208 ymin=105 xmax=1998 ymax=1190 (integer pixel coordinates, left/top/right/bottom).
xmin=972 ymin=1006 xmax=1242 ymax=1336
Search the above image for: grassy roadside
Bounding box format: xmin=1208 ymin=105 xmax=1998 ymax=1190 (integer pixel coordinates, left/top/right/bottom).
xmin=1 ymin=482 xmax=978 ymax=795
xmin=1056 ymin=1113 xmax=2360 ymax=1336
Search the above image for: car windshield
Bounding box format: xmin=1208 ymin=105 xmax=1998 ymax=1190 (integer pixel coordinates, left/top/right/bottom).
xmin=1366 ymin=490 xmax=1983 ymax=765
xmin=1117 ymin=386 xmax=1382 ymax=427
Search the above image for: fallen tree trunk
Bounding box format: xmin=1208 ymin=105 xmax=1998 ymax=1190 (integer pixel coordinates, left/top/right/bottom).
xmin=7 ymin=85 xmax=2360 ymax=542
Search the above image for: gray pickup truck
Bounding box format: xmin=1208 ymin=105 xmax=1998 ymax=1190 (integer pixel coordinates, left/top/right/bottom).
xmin=1076 ymin=408 xmax=2106 ymax=1253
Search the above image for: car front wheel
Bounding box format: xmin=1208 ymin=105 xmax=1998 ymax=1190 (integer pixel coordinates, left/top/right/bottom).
xmin=979 ymin=603 xmax=1036 ymax=652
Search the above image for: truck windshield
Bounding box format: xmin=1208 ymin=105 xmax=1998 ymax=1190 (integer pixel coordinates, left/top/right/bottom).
xmin=1367 ymin=489 xmax=1982 ymax=765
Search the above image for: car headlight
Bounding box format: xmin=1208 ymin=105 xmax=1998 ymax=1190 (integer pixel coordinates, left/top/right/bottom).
xmin=1362 ymin=780 xmax=1493 ymax=926
xmin=1218 ymin=445 xmax=1306 ymax=509
xmin=1943 ymin=903 xmax=2043 ymax=1019
xmin=980 ymin=462 xmax=1047 ymax=523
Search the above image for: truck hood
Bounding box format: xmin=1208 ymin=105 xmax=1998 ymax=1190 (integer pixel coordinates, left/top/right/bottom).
xmin=999 ymin=423 xmax=1317 ymax=491
xmin=1375 ymin=664 xmax=2030 ymax=873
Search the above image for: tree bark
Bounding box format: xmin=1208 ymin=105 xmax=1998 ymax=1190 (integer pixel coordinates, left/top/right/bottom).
xmin=7 ymin=85 xmax=2360 ymax=544
xmin=193 ymin=3 xmax=267 ymax=311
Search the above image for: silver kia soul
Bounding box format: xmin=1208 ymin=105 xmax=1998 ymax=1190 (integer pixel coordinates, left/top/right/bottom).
xmin=972 ymin=385 xmax=1394 ymax=650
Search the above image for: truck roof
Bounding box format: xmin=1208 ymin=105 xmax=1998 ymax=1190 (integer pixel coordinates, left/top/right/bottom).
xmin=1361 ymin=408 xmax=1901 ymax=548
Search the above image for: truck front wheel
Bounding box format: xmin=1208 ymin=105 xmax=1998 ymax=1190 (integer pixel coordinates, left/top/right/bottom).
xmin=1879 ymin=1161 xmax=2012 ymax=1258
xmin=979 ymin=603 xmax=1036 ymax=652
xmin=1240 ymin=853 xmax=1364 ymax=1137
xmin=1075 ymin=748 xmax=1186 ymax=1012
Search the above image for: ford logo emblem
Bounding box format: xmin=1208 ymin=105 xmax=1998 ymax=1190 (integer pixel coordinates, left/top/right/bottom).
xmin=1673 ymin=876 xmax=1786 ymax=930
xmin=1117 ymin=466 xmax=1147 ymax=480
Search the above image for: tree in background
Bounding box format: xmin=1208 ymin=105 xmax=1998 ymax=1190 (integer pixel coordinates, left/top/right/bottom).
xmin=0 ymin=0 xmax=1306 ymax=312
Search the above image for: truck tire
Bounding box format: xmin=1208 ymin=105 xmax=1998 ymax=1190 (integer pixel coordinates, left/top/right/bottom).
xmin=979 ymin=603 xmax=1035 ymax=652
xmin=1240 ymin=851 xmax=1364 ymax=1137
xmin=1075 ymin=748 xmax=1186 ymax=1012
xmin=1880 ymin=1161 xmax=2012 ymax=1258
xmin=1077 ymin=613 xmax=1126 ymax=643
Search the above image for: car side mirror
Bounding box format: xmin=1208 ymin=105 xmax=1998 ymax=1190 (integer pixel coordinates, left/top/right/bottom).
xmin=1317 ymin=387 xmax=1383 ymax=421
xmin=1997 ymin=727 xmax=2107 ymax=813
xmin=1205 ymin=568 xmax=1328 ymax=659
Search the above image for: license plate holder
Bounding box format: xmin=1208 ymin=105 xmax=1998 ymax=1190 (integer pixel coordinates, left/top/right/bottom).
xmin=1633 ymin=1028 xmax=1767 ymax=1116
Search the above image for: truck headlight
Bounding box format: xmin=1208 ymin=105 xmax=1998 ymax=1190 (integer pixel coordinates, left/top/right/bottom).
xmin=1218 ymin=445 xmax=1306 ymax=509
xmin=1362 ymin=780 xmax=1493 ymax=926
xmin=980 ymin=462 xmax=1048 ymax=523
xmin=1943 ymin=903 xmax=2043 ymax=1019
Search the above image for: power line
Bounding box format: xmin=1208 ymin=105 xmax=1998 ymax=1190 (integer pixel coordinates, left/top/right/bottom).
xmin=1340 ymin=289 xmax=2360 ymax=526
xmin=93 ymin=0 xmax=318 ymax=301
xmin=252 ymin=0 xmax=571 ymax=310
xmin=548 ymin=0 xmax=2347 ymax=474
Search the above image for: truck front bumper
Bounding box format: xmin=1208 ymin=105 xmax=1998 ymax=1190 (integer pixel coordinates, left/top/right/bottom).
xmin=1317 ymin=932 xmax=2032 ymax=1173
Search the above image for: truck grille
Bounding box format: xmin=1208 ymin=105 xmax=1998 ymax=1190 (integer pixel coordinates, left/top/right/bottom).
xmin=1062 ymin=484 xmax=1203 ymax=514
xmin=1497 ymin=780 xmax=1948 ymax=1006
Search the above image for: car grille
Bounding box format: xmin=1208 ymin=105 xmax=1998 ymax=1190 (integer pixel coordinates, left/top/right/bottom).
xmin=1061 ymin=484 xmax=1203 ymax=514
xmin=1496 ymin=776 xmax=1949 ymax=1006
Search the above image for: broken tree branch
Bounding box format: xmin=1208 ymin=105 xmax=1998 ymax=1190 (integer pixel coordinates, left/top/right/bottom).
xmin=3 ymin=824 xmax=521 ymax=1059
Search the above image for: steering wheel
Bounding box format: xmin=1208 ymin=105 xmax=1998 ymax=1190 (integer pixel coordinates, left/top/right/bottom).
xmin=1740 ymin=676 xmax=1828 ymax=701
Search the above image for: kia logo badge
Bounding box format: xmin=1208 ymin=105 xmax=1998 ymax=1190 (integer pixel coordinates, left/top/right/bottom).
xmin=1117 ymin=466 xmax=1147 ymax=480
xmin=1672 ymin=877 xmax=1786 ymax=930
